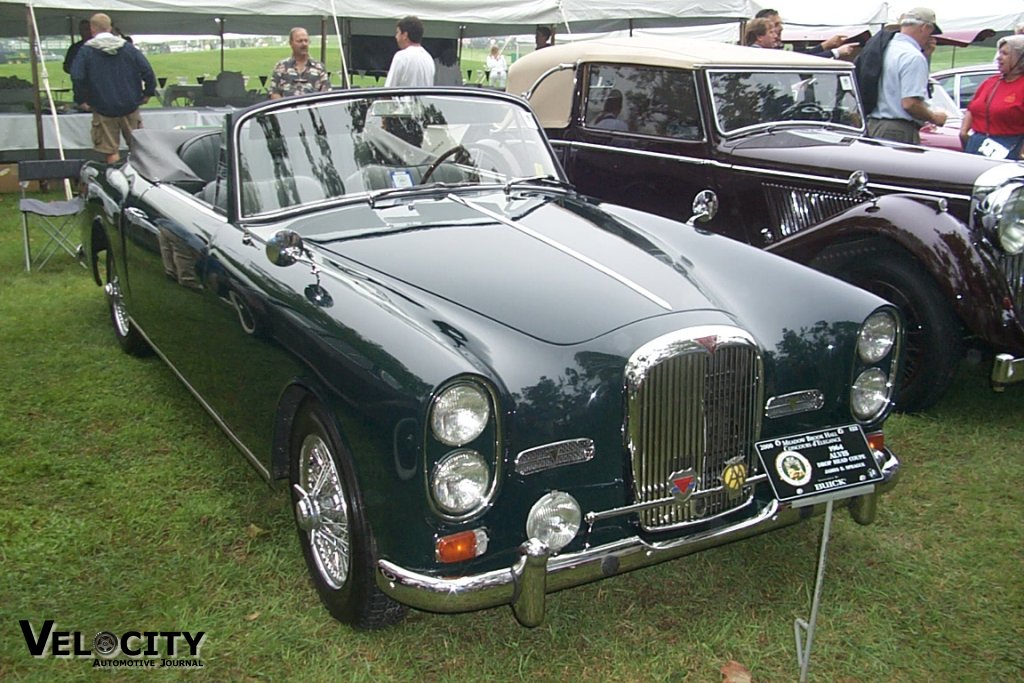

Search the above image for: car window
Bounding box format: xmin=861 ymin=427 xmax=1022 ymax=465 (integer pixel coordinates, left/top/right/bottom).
xmin=584 ymin=64 xmax=703 ymax=141
xmin=234 ymin=94 xmax=559 ymax=218
xmin=708 ymin=70 xmax=862 ymax=134
xmin=959 ymin=73 xmax=991 ymax=109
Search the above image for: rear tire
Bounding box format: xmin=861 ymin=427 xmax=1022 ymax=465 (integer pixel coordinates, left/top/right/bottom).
xmin=289 ymin=401 xmax=407 ymax=629
xmin=830 ymin=250 xmax=961 ymax=412
xmin=103 ymin=250 xmax=150 ymax=356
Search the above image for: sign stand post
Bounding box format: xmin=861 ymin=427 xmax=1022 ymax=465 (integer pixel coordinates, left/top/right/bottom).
xmin=754 ymin=424 xmax=886 ymax=683
xmin=794 ymin=498 xmax=834 ymax=683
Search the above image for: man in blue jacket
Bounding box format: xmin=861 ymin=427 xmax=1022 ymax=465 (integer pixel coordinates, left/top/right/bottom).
xmin=71 ymin=13 xmax=156 ymax=163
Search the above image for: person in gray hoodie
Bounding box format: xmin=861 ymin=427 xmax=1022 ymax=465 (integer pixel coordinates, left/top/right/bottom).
xmin=70 ymin=13 xmax=156 ymax=163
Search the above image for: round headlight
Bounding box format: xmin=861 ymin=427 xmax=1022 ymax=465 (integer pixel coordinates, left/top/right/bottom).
xmin=431 ymin=450 xmax=491 ymax=515
xmin=430 ymin=383 xmax=491 ymax=446
xmin=983 ymin=182 xmax=1024 ymax=255
xmin=858 ymin=310 xmax=898 ymax=364
xmin=526 ymin=491 xmax=581 ymax=552
xmin=851 ymin=368 xmax=891 ymax=420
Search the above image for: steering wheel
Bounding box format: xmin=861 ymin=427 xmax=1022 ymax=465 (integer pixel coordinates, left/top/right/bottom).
xmin=422 ymin=144 xmax=470 ymax=183
xmin=780 ymin=102 xmax=828 ymax=121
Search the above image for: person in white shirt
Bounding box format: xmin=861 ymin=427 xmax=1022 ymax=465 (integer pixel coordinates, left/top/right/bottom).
xmin=385 ymin=16 xmax=435 ymax=87
xmin=486 ymin=45 xmax=508 ymax=89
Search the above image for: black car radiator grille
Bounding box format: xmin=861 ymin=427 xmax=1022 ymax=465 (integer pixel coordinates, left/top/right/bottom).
xmin=999 ymin=253 xmax=1024 ymax=315
xmin=626 ymin=328 xmax=763 ymax=531
xmin=763 ymin=182 xmax=861 ymax=239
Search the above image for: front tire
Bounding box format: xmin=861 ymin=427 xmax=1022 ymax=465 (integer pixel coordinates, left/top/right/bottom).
xmin=832 ymin=251 xmax=961 ymax=412
xmin=103 ymin=249 xmax=150 ymax=356
xmin=289 ymin=401 xmax=407 ymax=629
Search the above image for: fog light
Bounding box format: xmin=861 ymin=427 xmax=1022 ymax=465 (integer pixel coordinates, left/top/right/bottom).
xmin=526 ymin=491 xmax=581 ymax=552
xmin=436 ymin=528 xmax=489 ymax=563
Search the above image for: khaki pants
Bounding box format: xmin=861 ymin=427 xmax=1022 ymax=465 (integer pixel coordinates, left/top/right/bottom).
xmin=90 ymin=110 xmax=142 ymax=155
xmin=867 ymin=118 xmax=920 ymax=145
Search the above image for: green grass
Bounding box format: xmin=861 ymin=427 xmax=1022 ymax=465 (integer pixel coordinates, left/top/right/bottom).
xmin=0 ymin=193 xmax=1022 ymax=682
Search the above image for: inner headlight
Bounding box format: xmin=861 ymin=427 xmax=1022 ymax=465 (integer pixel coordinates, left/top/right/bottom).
xmin=431 ymin=450 xmax=491 ymax=515
xmin=982 ymin=182 xmax=1024 ymax=254
xmin=857 ymin=310 xmax=898 ymax=363
xmin=851 ymin=368 xmax=892 ymax=421
xmin=526 ymin=491 xmax=581 ymax=552
xmin=430 ymin=382 xmax=491 ymax=446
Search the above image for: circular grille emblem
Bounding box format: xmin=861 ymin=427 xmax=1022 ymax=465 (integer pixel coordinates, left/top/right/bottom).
xmin=93 ymin=631 xmax=119 ymax=657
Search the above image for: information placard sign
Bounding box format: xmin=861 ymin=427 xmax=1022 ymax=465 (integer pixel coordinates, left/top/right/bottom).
xmin=756 ymin=425 xmax=882 ymax=505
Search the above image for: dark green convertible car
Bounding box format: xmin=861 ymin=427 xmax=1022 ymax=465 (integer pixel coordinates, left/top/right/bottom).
xmin=79 ymin=88 xmax=901 ymax=629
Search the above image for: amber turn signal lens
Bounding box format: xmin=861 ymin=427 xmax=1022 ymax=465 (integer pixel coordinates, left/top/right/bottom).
xmin=435 ymin=529 xmax=489 ymax=564
xmin=866 ymin=431 xmax=885 ymax=452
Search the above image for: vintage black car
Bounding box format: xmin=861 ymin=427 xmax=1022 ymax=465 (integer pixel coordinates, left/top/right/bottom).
xmin=79 ymin=88 xmax=900 ymax=629
xmin=509 ymin=37 xmax=1024 ymax=411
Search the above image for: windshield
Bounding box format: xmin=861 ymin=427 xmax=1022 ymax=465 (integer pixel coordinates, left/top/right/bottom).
xmin=234 ymin=93 xmax=558 ymax=217
xmin=927 ymin=79 xmax=961 ymax=125
xmin=708 ymin=70 xmax=863 ymax=135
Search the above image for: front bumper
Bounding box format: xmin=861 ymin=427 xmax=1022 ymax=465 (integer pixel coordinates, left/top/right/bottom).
xmin=376 ymin=448 xmax=900 ymax=626
xmin=991 ymin=353 xmax=1024 ymax=390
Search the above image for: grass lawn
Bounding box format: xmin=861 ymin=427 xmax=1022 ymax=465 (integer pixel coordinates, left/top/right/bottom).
xmin=0 ymin=186 xmax=1021 ymax=681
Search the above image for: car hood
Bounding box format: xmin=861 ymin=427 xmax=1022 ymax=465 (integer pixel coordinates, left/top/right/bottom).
xmin=720 ymin=127 xmax=998 ymax=196
xmin=303 ymin=192 xmax=734 ymax=345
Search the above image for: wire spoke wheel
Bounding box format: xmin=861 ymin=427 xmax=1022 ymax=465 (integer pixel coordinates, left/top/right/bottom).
xmin=295 ymin=434 xmax=351 ymax=589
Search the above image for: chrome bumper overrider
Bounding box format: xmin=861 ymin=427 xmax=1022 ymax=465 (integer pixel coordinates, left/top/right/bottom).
xmin=376 ymin=449 xmax=900 ymax=627
xmin=991 ymin=353 xmax=1024 ymax=390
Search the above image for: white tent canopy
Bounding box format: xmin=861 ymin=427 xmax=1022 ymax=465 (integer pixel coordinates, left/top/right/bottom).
xmin=0 ymin=0 xmax=753 ymax=38
xmin=748 ymin=1 xmax=1024 ymax=33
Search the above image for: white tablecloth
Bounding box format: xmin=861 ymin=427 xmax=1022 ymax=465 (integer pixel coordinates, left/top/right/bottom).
xmin=0 ymin=108 xmax=230 ymax=152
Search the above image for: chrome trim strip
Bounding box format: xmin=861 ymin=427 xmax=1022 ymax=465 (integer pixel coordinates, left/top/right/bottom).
xmin=448 ymin=193 xmax=673 ymax=310
xmin=765 ymin=390 xmax=825 ymax=419
xmin=553 ymin=140 xmax=971 ymax=202
xmin=583 ymin=473 xmax=769 ymax=524
xmin=130 ymin=317 xmax=272 ymax=481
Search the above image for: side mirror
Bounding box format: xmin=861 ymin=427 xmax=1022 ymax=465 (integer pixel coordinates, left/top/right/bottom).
xmin=266 ymin=230 xmax=305 ymax=267
xmin=688 ymin=190 xmax=719 ymax=224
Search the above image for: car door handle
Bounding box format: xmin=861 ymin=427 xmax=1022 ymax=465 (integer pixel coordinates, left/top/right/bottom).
xmin=124 ymin=207 xmax=148 ymax=221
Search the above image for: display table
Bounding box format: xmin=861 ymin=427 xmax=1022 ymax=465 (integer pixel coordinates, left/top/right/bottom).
xmin=0 ymin=107 xmax=230 ymax=159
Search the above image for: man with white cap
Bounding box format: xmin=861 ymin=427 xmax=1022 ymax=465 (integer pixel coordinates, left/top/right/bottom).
xmin=866 ymin=7 xmax=948 ymax=144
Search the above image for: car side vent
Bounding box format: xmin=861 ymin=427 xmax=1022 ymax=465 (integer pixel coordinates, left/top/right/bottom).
xmin=763 ymin=182 xmax=861 ymax=239
xmin=515 ymin=438 xmax=595 ymax=475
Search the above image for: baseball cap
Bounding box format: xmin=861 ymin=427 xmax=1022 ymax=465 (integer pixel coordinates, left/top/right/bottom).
xmin=901 ymin=7 xmax=942 ymax=34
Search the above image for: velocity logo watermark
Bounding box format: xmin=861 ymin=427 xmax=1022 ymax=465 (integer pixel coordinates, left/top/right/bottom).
xmin=19 ymin=620 xmax=205 ymax=668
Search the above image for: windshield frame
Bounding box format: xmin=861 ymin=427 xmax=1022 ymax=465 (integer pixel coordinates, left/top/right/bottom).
xmin=228 ymin=88 xmax=564 ymax=222
xmin=705 ymin=68 xmax=865 ymax=138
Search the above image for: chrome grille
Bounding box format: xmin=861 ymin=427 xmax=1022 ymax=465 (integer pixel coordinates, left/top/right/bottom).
xmin=763 ymin=183 xmax=861 ymax=239
xmin=626 ymin=327 xmax=763 ymax=531
xmin=999 ymin=253 xmax=1024 ymax=315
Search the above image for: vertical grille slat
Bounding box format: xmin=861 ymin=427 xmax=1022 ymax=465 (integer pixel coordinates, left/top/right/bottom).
xmin=999 ymin=253 xmax=1024 ymax=315
xmin=763 ymin=182 xmax=861 ymax=239
xmin=627 ymin=328 xmax=763 ymax=531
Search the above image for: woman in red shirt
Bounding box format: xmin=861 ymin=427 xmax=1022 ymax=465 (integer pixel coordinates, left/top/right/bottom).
xmin=960 ymin=35 xmax=1024 ymax=158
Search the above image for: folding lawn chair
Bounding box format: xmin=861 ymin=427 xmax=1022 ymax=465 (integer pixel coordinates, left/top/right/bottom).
xmin=18 ymin=159 xmax=86 ymax=272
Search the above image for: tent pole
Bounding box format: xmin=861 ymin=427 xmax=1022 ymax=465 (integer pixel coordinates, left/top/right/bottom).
xmin=26 ymin=5 xmax=44 ymax=163
xmin=320 ymin=16 xmax=327 ymax=65
xmin=329 ymin=2 xmax=350 ymax=89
